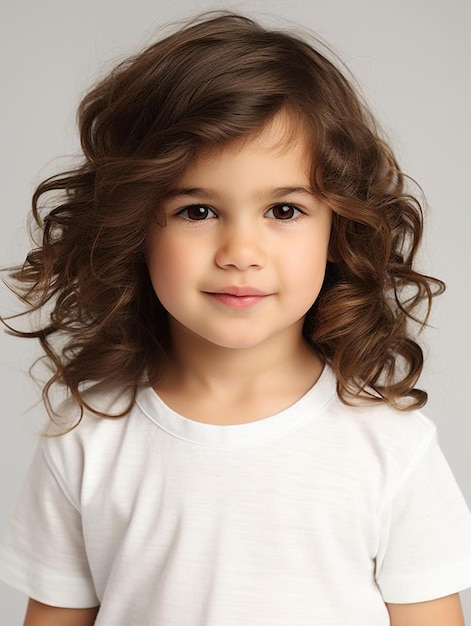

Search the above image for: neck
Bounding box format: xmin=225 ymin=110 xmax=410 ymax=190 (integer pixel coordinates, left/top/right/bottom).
xmin=159 ymin=319 xmax=323 ymax=398
xmin=152 ymin=319 xmax=325 ymax=425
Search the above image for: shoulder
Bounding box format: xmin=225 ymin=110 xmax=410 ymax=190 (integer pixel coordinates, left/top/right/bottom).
xmin=332 ymin=398 xmax=436 ymax=451
xmin=320 ymin=369 xmax=436 ymax=453
xmin=26 ymin=383 xmax=158 ymax=514
xmin=44 ymin=381 xmax=135 ymax=434
xmin=315 ymin=378 xmax=439 ymax=498
xmin=39 ymin=382 xmax=139 ymax=470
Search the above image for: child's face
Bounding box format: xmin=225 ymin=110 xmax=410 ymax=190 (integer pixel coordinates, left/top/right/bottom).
xmin=147 ymin=113 xmax=332 ymax=353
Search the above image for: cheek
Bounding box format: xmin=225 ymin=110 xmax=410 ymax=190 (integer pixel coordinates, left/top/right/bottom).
xmin=146 ymin=234 xmax=200 ymax=300
xmin=283 ymin=235 xmax=329 ymax=279
xmin=279 ymin=240 xmax=330 ymax=310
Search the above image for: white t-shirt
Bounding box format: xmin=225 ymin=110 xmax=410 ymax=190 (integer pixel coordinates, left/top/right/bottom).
xmin=1 ymin=366 xmax=471 ymax=625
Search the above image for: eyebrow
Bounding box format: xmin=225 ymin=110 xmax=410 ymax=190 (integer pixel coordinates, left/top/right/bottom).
xmin=165 ymin=186 xmax=316 ymax=200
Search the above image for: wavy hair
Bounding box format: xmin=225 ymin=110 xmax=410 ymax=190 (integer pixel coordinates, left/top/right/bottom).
xmin=3 ymin=12 xmax=444 ymax=423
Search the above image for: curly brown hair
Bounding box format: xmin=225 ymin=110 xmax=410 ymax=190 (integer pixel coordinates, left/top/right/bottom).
xmin=4 ymin=12 xmax=444 ymax=423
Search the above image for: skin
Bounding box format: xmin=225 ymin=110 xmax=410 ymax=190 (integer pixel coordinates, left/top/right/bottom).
xmin=23 ymin=594 xmax=466 ymax=626
xmin=23 ymin=599 xmax=99 ymax=625
xmin=146 ymin=112 xmax=331 ymax=424
xmin=386 ymin=594 xmax=465 ymax=625
xmin=23 ymin=113 xmax=467 ymax=624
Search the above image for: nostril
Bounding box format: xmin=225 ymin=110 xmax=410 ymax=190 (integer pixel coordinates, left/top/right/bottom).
xmin=214 ymin=244 xmax=265 ymax=270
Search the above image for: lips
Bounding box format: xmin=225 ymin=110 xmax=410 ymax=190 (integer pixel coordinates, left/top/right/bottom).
xmin=204 ymin=286 xmax=270 ymax=310
xmin=208 ymin=286 xmax=268 ymax=297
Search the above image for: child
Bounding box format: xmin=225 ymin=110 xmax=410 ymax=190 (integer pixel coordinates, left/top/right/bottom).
xmin=1 ymin=11 xmax=471 ymax=626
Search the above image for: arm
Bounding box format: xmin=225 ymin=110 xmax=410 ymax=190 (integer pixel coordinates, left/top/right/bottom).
xmin=386 ymin=593 xmax=465 ymax=626
xmin=23 ymin=599 xmax=99 ymax=626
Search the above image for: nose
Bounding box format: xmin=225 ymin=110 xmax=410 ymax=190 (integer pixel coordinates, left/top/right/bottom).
xmin=214 ymin=221 xmax=266 ymax=271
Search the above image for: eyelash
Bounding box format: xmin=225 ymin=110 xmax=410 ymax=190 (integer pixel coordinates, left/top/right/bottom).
xmin=176 ymin=205 xmax=217 ymax=221
xmin=175 ymin=203 xmax=305 ymax=222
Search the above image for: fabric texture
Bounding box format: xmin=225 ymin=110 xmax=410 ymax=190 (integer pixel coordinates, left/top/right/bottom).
xmin=1 ymin=366 xmax=471 ymax=625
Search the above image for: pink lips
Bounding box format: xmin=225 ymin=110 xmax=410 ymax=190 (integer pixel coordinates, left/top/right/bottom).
xmin=204 ymin=286 xmax=270 ymax=310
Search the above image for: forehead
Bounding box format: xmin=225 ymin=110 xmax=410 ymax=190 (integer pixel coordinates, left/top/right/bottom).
xmin=187 ymin=110 xmax=313 ymax=176
xmin=241 ymin=109 xmax=309 ymax=152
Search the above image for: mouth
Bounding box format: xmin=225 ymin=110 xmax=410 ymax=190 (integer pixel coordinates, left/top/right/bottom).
xmin=208 ymin=286 xmax=268 ymax=297
xmin=203 ymin=287 xmax=271 ymax=310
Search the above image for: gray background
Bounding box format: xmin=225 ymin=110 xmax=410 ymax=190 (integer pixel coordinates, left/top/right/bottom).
xmin=1 ymin=0 xmax=470 ymax=621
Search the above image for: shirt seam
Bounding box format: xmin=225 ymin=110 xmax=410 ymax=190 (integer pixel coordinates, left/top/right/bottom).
xmin=135 ymin=390 xmax=336 ymax=448
xmin=40 ymin=441 xmax=82 ymax=512
xmin=378 ymin=420 xmax=437 ymax=516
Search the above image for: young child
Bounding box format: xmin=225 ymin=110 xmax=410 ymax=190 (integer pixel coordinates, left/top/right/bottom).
xmin=1 ymin=12 xmax=471 ymax=626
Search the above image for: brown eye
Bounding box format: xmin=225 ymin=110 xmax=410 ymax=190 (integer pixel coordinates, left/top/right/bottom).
xmin=266 ymin=204 xmax=302 ymax=220
xmin=179 ymin=205 xmax=216 ymax=220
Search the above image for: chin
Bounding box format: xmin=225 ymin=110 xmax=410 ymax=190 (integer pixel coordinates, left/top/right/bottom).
xmin=201 ymin=332 xmax=268 ymax=351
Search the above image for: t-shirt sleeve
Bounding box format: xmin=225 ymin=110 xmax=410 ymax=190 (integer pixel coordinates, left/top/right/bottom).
xmin=376 ymin=429 xmax=471 ymax=603
xmin=0 ymin=440 xmax=99 ymax=608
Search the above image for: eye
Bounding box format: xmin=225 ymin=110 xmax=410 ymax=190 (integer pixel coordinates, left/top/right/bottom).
xmin=265 ymin=204 xmax=303 ymax=220
xmin=177 ymin=205 xmax=217 ymax=221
